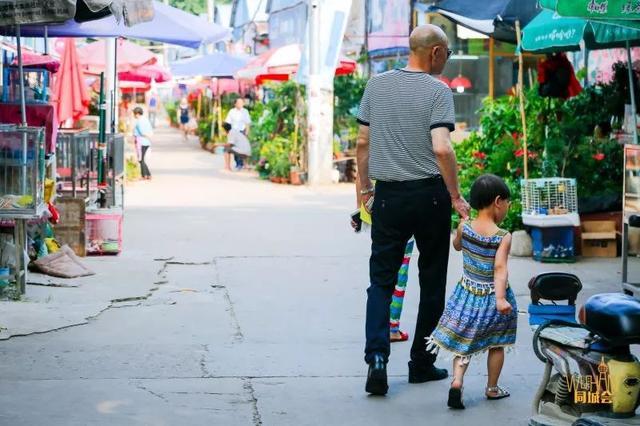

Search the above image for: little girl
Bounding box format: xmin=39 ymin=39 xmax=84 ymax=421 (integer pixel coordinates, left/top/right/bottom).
xmin=429 ymin=174 xmax=517 ymax=409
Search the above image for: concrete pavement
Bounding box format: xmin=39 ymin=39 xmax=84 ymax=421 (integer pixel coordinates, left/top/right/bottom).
xmin=0 ymin=125 xmax=629 ymax=425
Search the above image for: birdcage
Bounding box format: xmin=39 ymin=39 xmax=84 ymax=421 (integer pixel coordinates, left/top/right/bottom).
xmin=0 ymin=125 xmax=46 ymax=218
xmin=85 ymin=208 xmax=122 ymax=255
xmin=521 ymin=178 xmax=580 ymax=227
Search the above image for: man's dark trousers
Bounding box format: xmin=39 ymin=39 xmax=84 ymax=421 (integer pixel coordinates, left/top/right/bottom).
xmin=364 ymin=177 xmax=452 ymax=366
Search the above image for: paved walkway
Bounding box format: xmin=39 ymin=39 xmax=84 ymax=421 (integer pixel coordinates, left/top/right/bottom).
xmin=0 ymin=126 xmax=627 ymax=425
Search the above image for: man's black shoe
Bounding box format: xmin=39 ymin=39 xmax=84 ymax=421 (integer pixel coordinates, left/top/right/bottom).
xmin=365 ymin=354 xmax=388 ymax=395
xmin=408 ymin=361 xmax=448 ymax=384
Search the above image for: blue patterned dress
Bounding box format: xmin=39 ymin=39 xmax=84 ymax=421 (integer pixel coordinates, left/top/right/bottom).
xmin=430 ymin=223 xmax=518 ymax=358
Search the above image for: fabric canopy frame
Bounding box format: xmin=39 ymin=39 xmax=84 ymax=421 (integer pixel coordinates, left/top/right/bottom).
xmin=0 ymin=0 xmax=153 ymax=27
xmin=0 ymin=1 xmax=230 ymax=49
xmin=426 ymin=0 xmax=540 ymax=43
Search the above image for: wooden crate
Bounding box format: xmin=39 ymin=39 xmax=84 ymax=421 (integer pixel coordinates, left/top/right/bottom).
xmin=54 ymin=197 xmax=86 ymax=257
xmin=581 ymin=220 xmax=617 ymax=258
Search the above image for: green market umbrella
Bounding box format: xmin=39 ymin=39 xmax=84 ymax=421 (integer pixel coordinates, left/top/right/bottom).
xmin=521 ymin=9 xmax=640 ymax=52
xmin=521 ymin=8 xmax=640 ymax=143
xmin=540 ymin=0 xmax=640 ymax=21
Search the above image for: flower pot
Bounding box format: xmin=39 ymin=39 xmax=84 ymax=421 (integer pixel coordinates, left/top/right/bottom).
xmin=270 ymin=176 xmax=279 ymax=183
xmin=290 ymin=170 xmax=302 ymax=185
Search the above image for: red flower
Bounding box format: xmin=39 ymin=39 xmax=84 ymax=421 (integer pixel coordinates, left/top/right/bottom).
xmin=474 ymin=163 xmax=485 ymax=170
xmin=514 ymin=149 xmax=524 ymax=158
xmin=593 ymin=153 xmax=605 ymax=161
xmin=511 ymin=132 xmax=520 ymax=141
xmin=515 ymin=167 xmax=522 ymax=176
xmin=528 ymin=151 xmax=538 ymax=159
xmin=472 ymin=151 xmax=487 ymax=160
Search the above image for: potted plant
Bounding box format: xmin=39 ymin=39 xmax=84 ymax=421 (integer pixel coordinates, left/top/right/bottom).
xmin=290 ymin=166 xmax=302 ymax=185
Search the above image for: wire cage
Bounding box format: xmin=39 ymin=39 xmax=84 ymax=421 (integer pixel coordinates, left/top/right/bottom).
xmin=85 ymin=208 xmax=122 ymax=255
xmin=2 ymin=68 xmax=50 ymax=104
xmin=521 ymin=178 xmax=580 ymax=227
xmin=0 ymin=125 xmax=46 ymax=218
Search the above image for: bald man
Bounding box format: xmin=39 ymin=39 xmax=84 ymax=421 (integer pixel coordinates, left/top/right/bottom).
xmin=357 ymin=24 xmax=470 ymax=396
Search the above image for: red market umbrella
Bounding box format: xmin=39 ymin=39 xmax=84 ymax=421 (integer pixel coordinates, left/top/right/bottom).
xmin=51 ymin=38 xmax=90 ymax=124
xmin=118 ymin=64 xmax=171 ymax=83
xmin=74 ymin=38 xmax=157 ymax=73
xmin=237 ymin=44 xmax=357 ymax=85
xmin=11 ymin=52 xmax=60 ymax=73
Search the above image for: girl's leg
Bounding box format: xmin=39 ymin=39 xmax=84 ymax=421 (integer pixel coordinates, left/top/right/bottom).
xmin=451 ymin=356 xmax=469 ymax=389
xmin=390 ymin=240 xmax=414 ymax=340
xmin=224 ymin=152 xmax=232 ymax=170
xmin=448 ymin=356 xmax=469 ymax=409
xmin=486 ymin=347 xmax=505 ymax=395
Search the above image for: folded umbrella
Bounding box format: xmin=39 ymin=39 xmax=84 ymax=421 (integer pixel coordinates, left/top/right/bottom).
xmin=51 ymin=38 xmax=90 ymax=124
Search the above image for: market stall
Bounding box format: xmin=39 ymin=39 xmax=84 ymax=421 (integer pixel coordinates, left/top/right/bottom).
xmin=0 ymin=0 xmax=154 ymax=299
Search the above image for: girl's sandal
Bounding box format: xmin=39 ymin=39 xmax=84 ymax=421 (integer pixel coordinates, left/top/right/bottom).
xmin=486 ymin=386 xmax=510 ymax=400
xmin=447 ymin=386 xmax=465 ymax=409
xmin=390 ymin=330 xmax=409 ymax=342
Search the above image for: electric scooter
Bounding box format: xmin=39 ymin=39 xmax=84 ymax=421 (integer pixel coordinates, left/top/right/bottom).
xmin=528 ymin=272 xmax=640 ymax=426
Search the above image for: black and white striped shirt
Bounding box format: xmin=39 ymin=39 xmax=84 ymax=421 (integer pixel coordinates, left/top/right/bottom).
xmin=357 ymin=69 xmax=455 ymax=182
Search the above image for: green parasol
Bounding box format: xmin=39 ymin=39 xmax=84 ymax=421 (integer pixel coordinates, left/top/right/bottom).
xmin=521 ymin=9 xmax=640 ymax=52
xmin=540 ymin=0 xmax=640 ymax=21
xmin=521 ymin=7 xmax=640 ymax=143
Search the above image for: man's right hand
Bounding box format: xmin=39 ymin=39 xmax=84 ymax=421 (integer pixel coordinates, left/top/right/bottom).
xmin=362 ymin=192 xmax=374 ymax=214
xmin=452 ymin=196 xmax=470 ymax=220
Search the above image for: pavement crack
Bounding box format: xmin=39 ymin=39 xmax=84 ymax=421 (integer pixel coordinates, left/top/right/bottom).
xmin=243 ymin=379 xmax=263 ymax=426
xmin=136 ymin=384 xmax=168 ymax=403
xmin=200 ymin=344 xmax=211 ymax=378
xmin=212 ymin=259 xmax=243 ymax=343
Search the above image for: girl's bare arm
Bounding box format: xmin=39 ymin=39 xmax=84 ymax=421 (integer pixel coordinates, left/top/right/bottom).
xmin=452 ymin=221 xmax=465 ymax=251
xmin=494 ymin=233 xmax=512 ymax=314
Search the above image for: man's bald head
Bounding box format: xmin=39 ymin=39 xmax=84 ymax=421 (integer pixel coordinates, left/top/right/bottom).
xmin=409 ymin=24 xmax=448 ymax=53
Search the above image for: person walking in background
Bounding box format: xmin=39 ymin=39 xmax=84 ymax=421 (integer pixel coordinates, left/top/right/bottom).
xmin=357 ymin=24 xmax=470 ymax=396
xmin=179 ymin=98 xmax=190 ymax=141
xmin=225 ymin=98 xmax=252 ymax=169
xmin=133 ymin=107 xmax=153 ymax=180
xmin=221 ymin=122 xmax=252 ymax=171
xmin=430 ymin=174 xmax=517 ymax=410
xmin=148 ymin=92 xmax=159 ymax=128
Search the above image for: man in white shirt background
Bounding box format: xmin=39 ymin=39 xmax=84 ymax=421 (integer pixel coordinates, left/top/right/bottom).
xmin=225 ymin=98 xmax=251 ymax=135
xmin=224 ymin=98 xmax=252 ymax=170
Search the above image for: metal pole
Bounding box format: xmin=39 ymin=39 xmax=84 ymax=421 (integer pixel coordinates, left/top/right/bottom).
xmin=111 ymin=38 xmax=118 ymax=134
xmin=489 ymin=37 xmax=495 ymax=99
xmin=207 ymin=0 xmax=216 ymax=54
xmin=515 ymin=20 xmax=529 ymax=179
xmin=306 ymin=0 xmax=333 ymax=185
xmin=16 ymin=25 xmax=26 ymax=126
xmin=627 ymin=41 xmax=638 ymax=145
xmin=583 ymin=48 xmax=589 ymax=87
xmin=105 ymin=38 xmax=116 ymax=136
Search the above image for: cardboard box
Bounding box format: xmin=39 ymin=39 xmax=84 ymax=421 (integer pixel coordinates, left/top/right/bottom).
xmin=581 ymin=220 xmax=617 ymax=257
xmin=55 ymin=197 xmax=86 ymax=257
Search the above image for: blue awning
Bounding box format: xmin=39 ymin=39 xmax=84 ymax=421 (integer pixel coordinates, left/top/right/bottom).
xmin=427 ymin=0 xmax=540 ymax=43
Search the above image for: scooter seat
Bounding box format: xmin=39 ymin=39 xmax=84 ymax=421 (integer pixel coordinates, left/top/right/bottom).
xmin=529 ymin=272 xmax=582 ymax=305
xmin=583 ymin=293 xmax=640 ymax=346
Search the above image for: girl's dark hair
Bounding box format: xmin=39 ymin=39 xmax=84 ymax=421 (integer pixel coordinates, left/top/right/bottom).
xmin=469 ymin=174 xmax=511 ymax=210
xmin=222 ymin=122 xmax=232 ymax=132
xmin=133 ymin=107 xmax=144 ymax=115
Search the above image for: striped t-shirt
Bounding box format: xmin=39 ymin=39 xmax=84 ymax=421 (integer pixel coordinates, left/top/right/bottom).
xmin=357 ymin=69 xmax=455 ymax=182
